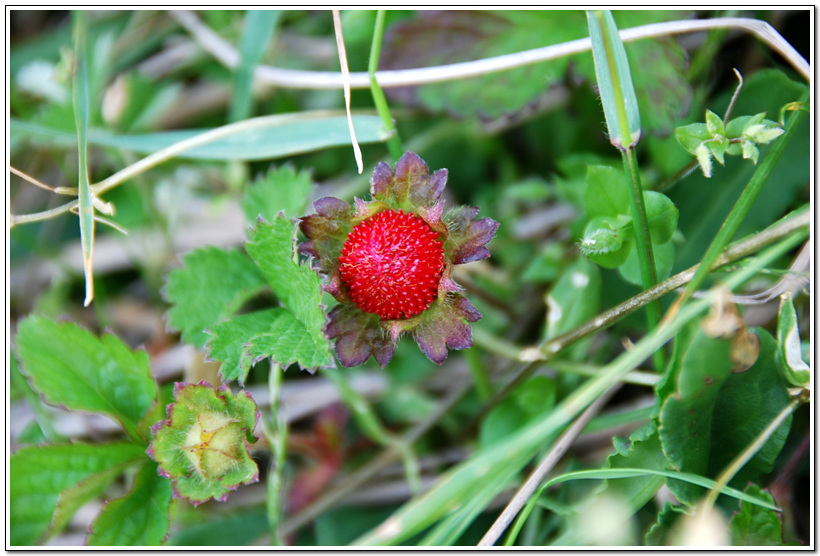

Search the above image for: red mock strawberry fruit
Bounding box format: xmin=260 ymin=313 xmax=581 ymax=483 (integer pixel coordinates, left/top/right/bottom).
xmin=299 ymin=152 xmax=499 ymax=368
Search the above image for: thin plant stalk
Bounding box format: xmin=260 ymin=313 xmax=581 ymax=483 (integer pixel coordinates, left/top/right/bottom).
xmin=173 ymin=11 xmax=810 ymax=88
xmin=332 ymin=10 xmax=363 ymax=174
xmin=72 ymin=10 xmax=95 ymax=307
xmin=368 ymin=10 xmax=404 ymax=161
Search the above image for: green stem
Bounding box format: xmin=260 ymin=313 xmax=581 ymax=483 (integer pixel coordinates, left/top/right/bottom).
xmin=675 ymin=87 xmax=810 ymax=313
xmin=264 ymin=363 xmax=287 ymax=546
xmin=368 ymin=10 xmax=404 ymax=160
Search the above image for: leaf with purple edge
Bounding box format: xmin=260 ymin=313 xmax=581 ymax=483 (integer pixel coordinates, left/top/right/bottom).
xmin=445 ymin=205 xmax=500 ymax=264
xmin=414 ymin=294 xmax=480 ymax=365
xmin=325 ymin=304 xmax=396 ymax=368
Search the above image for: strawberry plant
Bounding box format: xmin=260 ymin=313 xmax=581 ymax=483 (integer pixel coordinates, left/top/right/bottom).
xmin=9 ymin=9 xmax=811 ymax=547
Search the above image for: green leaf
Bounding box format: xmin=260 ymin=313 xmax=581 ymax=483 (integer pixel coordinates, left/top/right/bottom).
xmin=15 ymin=316 xmax=158 ymax=442
xmin=10 ymin=112 xmax=391 ymax=161
xmin=705 ymin=109 xmax=725 ymax=136
xmin=603 ymin=423 xmax=667 ymax=513
xmin=659 ymin=328 xmax=792 ymax=504
xmin=545 ymin=256 xmax=602 ymax=339
xmin=244 ymin=216 xmax=333 ymax=371
xmin=644 ymin=502 xmax=687 ymax=545
xmin=241 ymin=165 xmax=314 ymax=224
xmin=675 ymin=122 xmax=711 ymax=154
xmin=9 ymin=442 xmax=146 ymax=546
xmin=164 ymin=247 xmax=268 ymax=348
xmin=208 ymin=308 xmax=332 ymax=383
xmin=87 ymin=461 xmax=172 ymax=546
xmin=619 ymin=238 xmax=675 ymax=286
xmin=643 ymin=190 xmax=679 ymax=244
xmin=479 ymin=376 xmax=556 ymax=450
xmin=730 ymin=483 xmax=786 ymax=546
xmin=776 ymin=291 xmax=810 ymax=387
xmin=584 ymin=165 xmax=631 ymax=218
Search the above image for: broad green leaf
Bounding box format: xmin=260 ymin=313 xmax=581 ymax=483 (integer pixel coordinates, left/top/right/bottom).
xmin=659 ymin=328 xmax=792 ymax=504
xmin=208 ymin=308 xmax=331 ymax=383
xmin=643 ymin=190 xmax=679 ymax=244
xmin=244 ymin=216 xmax=333 ymax=371
xmin=9 ymin=442 xmax=146 ymax=546
xmin=479 ymin=376 xmax=556 ymax=450
xmin=603 ymin=423 xmax=667 ymax=513
xmin=618 ymin=238 xmax=675 ymax=286
xmin=50 ymin=459 xmax=135 ymax=538
xmin=730 ymin=484 xmax=787 ymax=546
xmin=241 ymin=165 xmax=314 ymax=224
xmin=87 ymin=461 xmax=172 ymax=546
xmin=15 ymin=316 xmax=157 ymax=442
xmin=544 ymin=256 xmax=601 ymax=360
xmin=644 ymin=502 xmax=687 ymax=545
xmin=776 ymin=291 xmax=810 ymax=387
xmin=10 ymin=113 xmax=391 ymax=161
xmin=164 ymin=247 xmax=268 ymax=348
xmin=584 ymin=165 xmax=631 ymax=218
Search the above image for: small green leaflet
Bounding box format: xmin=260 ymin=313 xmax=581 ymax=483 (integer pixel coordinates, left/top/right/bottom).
xmin=243 ymin=215 xmax=333 ymax=373
xmin=241 ymin=165 xmax=314 ymax=223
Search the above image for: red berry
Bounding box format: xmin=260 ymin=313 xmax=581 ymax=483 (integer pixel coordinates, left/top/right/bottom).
xmin=339 ymin=209 xmax=445 ymax=320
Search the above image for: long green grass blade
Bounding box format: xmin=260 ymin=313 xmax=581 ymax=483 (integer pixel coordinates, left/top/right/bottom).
xmin=72 ymin=10 xmax=95 ymax=307
xmin=10 ymin=113 xmax=391 ymax=161
xmin=542 ymin=468 xmax=780 ymax=511
xmin=230 ymin=10 xmax=280 ymax=123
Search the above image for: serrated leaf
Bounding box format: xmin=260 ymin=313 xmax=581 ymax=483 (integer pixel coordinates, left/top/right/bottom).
xmin=603 ymin=423 xmax=667 ymax=513
xmin=15 ymin=316 xmax=157 ymax=442
xmin=645 ymin=502 xmax=687 ymax=545
xmin=164 ymin=247 xmax=268 ymax=348
xmin=241 ymin=165 xmax=314 ymax=224
xmin=208 ymin=308 xmax=332 ymax=383
xmin=730 ymin=484 xmax=786 ymax=546
xmin=244 ymin=216 xmax=332 ymax=371
xmin=9 ymin=442 xmax=146 ymax=546
xmin=87 ymin=461 xmax=172 ymax=546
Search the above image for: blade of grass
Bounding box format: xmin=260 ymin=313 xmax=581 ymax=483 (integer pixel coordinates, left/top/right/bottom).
xmin=229 ymin=10 xmax=280 ymax=123
xmin=332 ymin=9 xmax=363 ymax=174
xmin=72 ymin=10 xmax=95 ymax=307
xmin=368 ymin=10 xmax=403 ymax=161
xmin=352 ymin=231 xmax=803 ymax=546
xmin=668 ymin=86 xmax=809 ymax=321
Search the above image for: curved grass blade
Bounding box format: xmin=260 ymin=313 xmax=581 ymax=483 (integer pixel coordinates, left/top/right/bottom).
xmin=230 ymin=10 xmax=280 ymax=123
